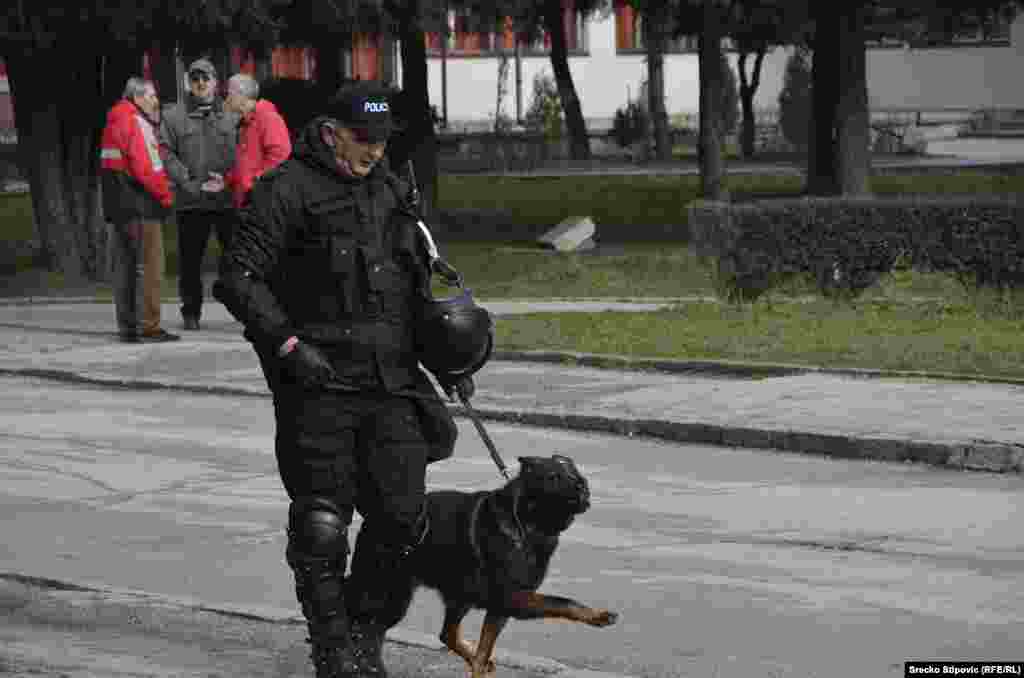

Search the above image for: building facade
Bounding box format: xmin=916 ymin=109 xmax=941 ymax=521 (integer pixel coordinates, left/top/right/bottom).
xmin=418 ymin=6 xmax=1024 ymax=129
xmin=0 ymin=10 xmax=1020 ymax=137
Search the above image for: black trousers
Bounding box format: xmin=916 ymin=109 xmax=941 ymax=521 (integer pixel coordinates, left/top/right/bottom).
xmin=273 ymin=385 xmax=429 ymax=627
xmin=176 ymin=209 xmax=235 ymax=320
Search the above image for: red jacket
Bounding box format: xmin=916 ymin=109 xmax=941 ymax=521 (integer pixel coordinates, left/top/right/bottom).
xmin=100 ymin=99 xmax=173 ymax=222
xmin=227 ymin=99 xmax=292 ymax=208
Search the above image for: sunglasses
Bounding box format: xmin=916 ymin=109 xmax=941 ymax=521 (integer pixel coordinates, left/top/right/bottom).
xmin=351 ymin=129 xmax=388 ymax=145
xmin=189 ymin=73 xmax=212 ymax=83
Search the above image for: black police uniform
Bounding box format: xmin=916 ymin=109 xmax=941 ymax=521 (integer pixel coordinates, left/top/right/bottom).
xmin=214 ymin=115 xmax=457 ymax=678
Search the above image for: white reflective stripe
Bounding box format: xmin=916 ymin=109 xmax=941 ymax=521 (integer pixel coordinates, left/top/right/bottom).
xmin=134 ymin=114 xmax=164 ymax=172
xmin=100 ymin=148 xmax=123 ymax=160
xmin=416 ymin=220 xmax=440 ymax=261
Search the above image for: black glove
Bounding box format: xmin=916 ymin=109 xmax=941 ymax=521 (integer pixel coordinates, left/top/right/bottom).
xmin=437 ymin=373 xmax=475 ymax=401
xmin=281 ymin=340 xmax=337 ymax=388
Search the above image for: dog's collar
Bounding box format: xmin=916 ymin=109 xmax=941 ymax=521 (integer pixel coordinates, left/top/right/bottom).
xmin=468 ymin=490 xmax=526 ymax=565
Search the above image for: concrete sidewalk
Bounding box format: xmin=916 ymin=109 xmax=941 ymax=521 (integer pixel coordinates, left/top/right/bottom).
xmin=0 ymin=299 xmax=1020 ymax=474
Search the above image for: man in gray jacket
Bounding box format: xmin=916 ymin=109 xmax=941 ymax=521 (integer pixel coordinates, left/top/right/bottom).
xmin=159 ymin=57 xmax=239 ymax=331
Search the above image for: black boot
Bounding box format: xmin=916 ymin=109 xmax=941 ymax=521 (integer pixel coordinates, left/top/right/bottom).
xmin=307 ymin=618 xmax=360 ymax=678
xmin=348 ymin=617 xmax=389 ymax=678
xmin=289 ymin=551 xmax=359 ymax=678
xmin=345 ymin=513 xmax=429 ymax=678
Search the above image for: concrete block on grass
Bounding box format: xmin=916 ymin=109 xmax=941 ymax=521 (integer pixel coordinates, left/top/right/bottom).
xmin=538 ymin=216 xmax=596 ymax=252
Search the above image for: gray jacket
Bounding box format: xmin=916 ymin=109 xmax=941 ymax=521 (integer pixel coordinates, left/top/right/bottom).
xmin=159 ymin=95 xmax=240 ymax=212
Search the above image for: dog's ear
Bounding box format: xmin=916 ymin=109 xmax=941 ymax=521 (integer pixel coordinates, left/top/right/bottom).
xmin=551 ymin=454 xmax=578 ymax=470
xmin=516 ymin=456 xmax=543 ymax=471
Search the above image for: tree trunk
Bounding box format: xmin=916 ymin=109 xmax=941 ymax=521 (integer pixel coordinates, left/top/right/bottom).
xmin=808 ymin=7 xmax=839 ymax=196
xmin=543 ymin=0 xmax=590 ymax=160
xmin=252 ymin=45 xmax=273 ymax=84
xmin=149 ymin=39 xmax=181 ymax=105
xmin=835 ymin=6 xmax=871 ymax=196
xmin=737 ymin=47 xmax=765 ymax=160
xmin=103 ymin=46 xmax=145 ymax=112
xmin=644 ymin=4 xmax=670 ymax=161
xmin=314 ymin=38 xmax=345 ymax=93
xmin=698 ymin=2 xmax=725 ymax=200
xmin=395 ymin=7 xmax=439 ymax=219
xmin=8 ymin=46 xmax=106 ymax=281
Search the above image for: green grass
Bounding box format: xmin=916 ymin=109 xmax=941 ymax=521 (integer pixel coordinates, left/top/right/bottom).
xmin=437 ymin=171 xmax=1024 ymax=229
xmin=437 ymin=173 xmax=807 ymax=227
xmin=438 ymin=242 xmax=715 ymax=299
xmin=496 ymin=298 xmax=1024 ymax=379
xmin=4 ymin=171 xmax=1024 ymax=378
xmin=0 ymin=193 xmax=35 ymax=242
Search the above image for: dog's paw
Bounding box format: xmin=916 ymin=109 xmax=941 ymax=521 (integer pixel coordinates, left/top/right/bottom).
xmin=468 ymin=659 xmax=497 ymax=678
xmin=587 ymin=609 xmax=619 ymax=627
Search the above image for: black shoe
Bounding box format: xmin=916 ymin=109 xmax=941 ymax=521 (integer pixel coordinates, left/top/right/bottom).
xmin=308 ymin=620 xmax=360 ymax=678
xmin=139 ymin=329 xmax=181 ymax=343
xmin=349 ymin=619 xmax=388 ymax=678
xmin=118 ymin=331 xmax=139 ymax=343
xmin=182 ymin=316 xmax=200 ymax=331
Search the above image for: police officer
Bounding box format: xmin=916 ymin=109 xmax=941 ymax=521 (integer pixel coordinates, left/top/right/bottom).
xmin=214 ymin=81 xmax=488 ymax=678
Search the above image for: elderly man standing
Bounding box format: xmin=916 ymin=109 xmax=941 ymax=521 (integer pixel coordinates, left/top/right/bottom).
xmin=159 ymin=57 xmax=239 ymax=331
xmin=211 ymin=73 xmax=292 ymax=208
xmin=101 ymin=77 xmax=179 ymax=343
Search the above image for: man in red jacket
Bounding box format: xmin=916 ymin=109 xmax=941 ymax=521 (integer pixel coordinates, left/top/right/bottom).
xmin=212 ymin=73 xmax=292 ymax=208
xmin=101 ymin=77 xmax=180 ymax=343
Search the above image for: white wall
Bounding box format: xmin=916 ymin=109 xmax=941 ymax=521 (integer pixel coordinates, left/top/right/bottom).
xmin=421 ymin=12 xmax=1024 ymax=126
xmin=866 ymin=16 xmax=1024 ymax=109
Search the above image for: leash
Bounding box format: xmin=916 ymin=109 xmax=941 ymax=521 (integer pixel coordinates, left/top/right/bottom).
xmin=457 ymin=391 xmax=511 ymax=480
xmin=400 ymin=160 xmax=508 ymax=480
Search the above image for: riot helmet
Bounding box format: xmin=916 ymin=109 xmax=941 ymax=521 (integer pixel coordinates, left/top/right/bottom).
xmin=401 ymin=162 xmax=494 ymax=378
xmin=416 ymin=285 xmax=494 ymax=378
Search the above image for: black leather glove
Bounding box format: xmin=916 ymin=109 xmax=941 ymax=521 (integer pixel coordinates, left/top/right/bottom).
xmin=437 ymin=373 xmax=475 ymax=401
xmin=281 ymin=340 xmax=337 ymax=388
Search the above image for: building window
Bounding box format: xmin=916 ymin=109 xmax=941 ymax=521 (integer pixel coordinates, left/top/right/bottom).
xmin=426 ymin=1 xmax=587 ymax=57
xmin=268 ymin=46 xmax=315 ymax=79
xmin=614 ymin=0 xmax=698 ymax=53
xmin=350 ymin=33 xmax=380 ymax=81
xmin=867 ymin=10 xmax=1014 ymax=48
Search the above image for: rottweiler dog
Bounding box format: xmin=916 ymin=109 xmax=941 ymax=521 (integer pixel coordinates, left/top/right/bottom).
xmin=395 ymin=454 xmax=618 ymax=678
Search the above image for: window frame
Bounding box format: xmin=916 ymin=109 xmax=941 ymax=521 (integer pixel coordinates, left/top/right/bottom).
xmin=426 ymin=3 xmax=589 ymax=58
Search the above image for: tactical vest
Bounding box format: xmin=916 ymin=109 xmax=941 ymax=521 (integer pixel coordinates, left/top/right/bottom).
xmin=273 ymin=174 xmax=427 ymax=390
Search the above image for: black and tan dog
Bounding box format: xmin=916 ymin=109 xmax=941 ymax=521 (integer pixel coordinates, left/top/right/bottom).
xmin=393 ymin=454 xmax=618 ymax=677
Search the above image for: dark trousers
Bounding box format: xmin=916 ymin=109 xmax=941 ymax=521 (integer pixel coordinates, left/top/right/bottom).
xmin=176 ymin=209 xmax=234 ymax=320
xmin=273 ymin=385 xmax=430 ymax=627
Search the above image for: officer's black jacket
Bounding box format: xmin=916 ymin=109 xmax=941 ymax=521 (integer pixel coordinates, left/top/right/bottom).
xmin=215 ymin=116 xmax=434 ymax=393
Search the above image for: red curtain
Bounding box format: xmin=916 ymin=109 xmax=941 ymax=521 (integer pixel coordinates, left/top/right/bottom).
xmin=272 ymin=47 xmax=314 ymax=79
xmin=615 ymin=0 xmax=636 ymax=50
xmin=352 ymin=34 xmax=380 ymax=81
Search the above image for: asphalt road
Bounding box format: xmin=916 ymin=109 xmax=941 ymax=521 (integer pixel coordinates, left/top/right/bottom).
xmin=0 ymin=573 xmax=500 ymax=678
xmin=2 ymin=376 xmax=1023 ymax=677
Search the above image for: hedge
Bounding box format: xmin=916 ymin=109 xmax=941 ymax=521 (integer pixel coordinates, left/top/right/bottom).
xmin=688 ymin=195 xmax=1024 ymax=302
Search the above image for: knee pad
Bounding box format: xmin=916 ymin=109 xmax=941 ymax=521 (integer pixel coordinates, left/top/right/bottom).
xmin=286 ymin=497 xmax=352 ymax=625
xmin=287 ymin=496 xmax=350 ymax=561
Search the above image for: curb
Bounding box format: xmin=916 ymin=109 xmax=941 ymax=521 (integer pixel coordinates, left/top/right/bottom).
xmin=0 ymin=572 xmax=631 ymax=678
xmin=1 ymin=365 xmax=1021 ymax=474
xmin=494 ymin=349 xmax=1024 ymax=387
xmin=451 ymin=404 xmax=1024 ymax=474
